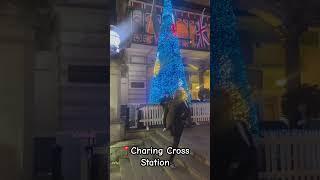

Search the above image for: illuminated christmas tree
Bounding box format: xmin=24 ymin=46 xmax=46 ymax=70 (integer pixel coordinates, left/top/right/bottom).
xmin=148 ymin=0 xmax=191 ymax=103
xmin=211 ymin=0 xmax=259 ymax=134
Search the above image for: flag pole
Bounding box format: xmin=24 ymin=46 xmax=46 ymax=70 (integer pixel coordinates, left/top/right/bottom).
xmin=151 ymin=0 xmax=155 ymax=15
xmin=202 ymin=8 xmax=206 ymax=17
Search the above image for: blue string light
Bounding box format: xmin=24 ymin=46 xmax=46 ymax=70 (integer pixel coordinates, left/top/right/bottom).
xmin=211 ymin=0 xmax=259 ymax=134
xmin=148 ymin=0 xmax=191 ymax=104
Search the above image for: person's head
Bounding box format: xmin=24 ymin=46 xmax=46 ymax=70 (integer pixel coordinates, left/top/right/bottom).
xmin=174 ymin=88 xmax=186 ymax=101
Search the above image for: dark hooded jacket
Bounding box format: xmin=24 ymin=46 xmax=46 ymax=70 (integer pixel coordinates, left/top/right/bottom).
xmin=160 ymin=95 xmax=172 ymax=127
xmin=166 ymin=98 xmax=189 ymax=137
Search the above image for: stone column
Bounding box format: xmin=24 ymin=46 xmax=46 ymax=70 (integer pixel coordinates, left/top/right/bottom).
xmin=34 ymin=51 xmax=59 ymax=136
xmin=23 ymin=25 xmax=36 ymax=180
xmin=277 ymin=21 xmax=306 ymax=128
xmin=199 ymin=70 xmax=204 ymax=87
xmin=198 ymin=64 xmax=207 ymax=87
xmin=276 ymin=1 xmax=307 ymax=91
xmin=283 ymin=28 xmax=302 ymax=91
xmin=110 ymin=61 xmax=125 ymax=143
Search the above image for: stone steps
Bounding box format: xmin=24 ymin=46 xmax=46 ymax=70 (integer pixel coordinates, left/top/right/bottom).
xmin=144 ymin=138 xmax=194 ymax=180
xmin=116 ymin=138 xmax=171 ymax=180
xmin=112 ymin=139 xmax=145 ymax=180
xmin=110 ymin=163 xmax=121 ymax=180
xmin=177 ymin=153 xmax=210 ymax=180
xmin=117 ymin=137 xmax=196 ymax=180
xmin=129 ymin=152 xmax=155 ymax=180
xmin=155 ymin=129 xmax=210 ymax=167
xmin=130 ymin=140 xmax=171 ymax=180
xmin=115 ymin=128 xmax=210 ymax=180
xmin=150 ymin=131 xmax=210 ymax=180
xmin=119 ymin=158 xmax=135 ymax=180
xmin=125 ymin=129 xmax=152 ymax=139
xmin=163 ymin=166 xmax=197 ymax=180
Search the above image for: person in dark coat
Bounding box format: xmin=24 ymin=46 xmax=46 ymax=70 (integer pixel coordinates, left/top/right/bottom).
xmin=160 ymin=92 xmax=172 ymax=131
xmin=183 ymin=101 xmax=194 ymax=128
xmin=165 ymin=88 xmax=190 ymax=168
xmin=213 ymin=88 xmax=258 ymax=180
xmin=297 ymin=104 xmax=308 ymax=129
xmin=228 ymin=119 xmax=257 ymax=180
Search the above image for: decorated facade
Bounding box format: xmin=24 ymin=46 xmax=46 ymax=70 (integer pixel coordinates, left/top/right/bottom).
xmin=129 ymin=0 xmax=210 ymax=51
xmin=120 ymin=0 xmax=210 ymax=105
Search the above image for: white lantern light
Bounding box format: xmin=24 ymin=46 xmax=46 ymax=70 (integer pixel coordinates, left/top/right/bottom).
xmin=110 ymin=30 xmax=120 ymax=47
xmin=110 ymin=25 xmax=121 ymax=55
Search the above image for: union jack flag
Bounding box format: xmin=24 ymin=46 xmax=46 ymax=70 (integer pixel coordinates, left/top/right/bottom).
xmin=196 ymin=9 xmax=209 ymax=48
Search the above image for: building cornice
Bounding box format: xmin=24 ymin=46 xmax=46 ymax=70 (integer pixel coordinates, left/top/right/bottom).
xmin=134 ymin=0 xmax=210 ymax=15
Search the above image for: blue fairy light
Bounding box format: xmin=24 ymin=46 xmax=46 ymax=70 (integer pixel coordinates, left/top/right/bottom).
xmin=148 ymin=0 xmax=191 ymax=104
xmin=211 ymin=0 xmax=259 ymax=134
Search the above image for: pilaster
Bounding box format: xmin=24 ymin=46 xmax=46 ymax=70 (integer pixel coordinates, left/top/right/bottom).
xmin=110 ymin=61 xmax=125 ymax=143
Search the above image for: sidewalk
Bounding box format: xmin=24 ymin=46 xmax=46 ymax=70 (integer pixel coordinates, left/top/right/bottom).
xmin=180 ymin=125 xmax=210 ymax=163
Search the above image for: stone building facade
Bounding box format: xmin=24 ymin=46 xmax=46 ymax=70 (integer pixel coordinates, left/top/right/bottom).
xmin=119 ymin=0 xmax=211 ymax=105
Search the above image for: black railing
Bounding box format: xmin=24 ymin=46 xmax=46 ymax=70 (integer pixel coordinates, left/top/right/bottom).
xmin=132 ymin=33 xmax=209 ymax=51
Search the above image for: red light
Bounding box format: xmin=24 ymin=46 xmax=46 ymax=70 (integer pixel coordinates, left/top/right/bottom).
xmin=123 ymin=146 xmax=129 ymax=151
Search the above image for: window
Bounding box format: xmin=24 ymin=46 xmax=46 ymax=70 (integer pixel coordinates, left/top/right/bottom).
xmin=68 ymin=65 xmax=108 ymax=84
xmin=130 ymin=82 xmax=145 ymax=88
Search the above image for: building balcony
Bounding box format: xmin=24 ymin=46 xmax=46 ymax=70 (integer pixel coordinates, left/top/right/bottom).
xmin=131 ymin=32 xmax=209 ymax=51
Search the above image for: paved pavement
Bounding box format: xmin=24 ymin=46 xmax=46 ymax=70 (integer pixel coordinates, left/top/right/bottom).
xmin=180 ymin=125 xmax=210 ymax=162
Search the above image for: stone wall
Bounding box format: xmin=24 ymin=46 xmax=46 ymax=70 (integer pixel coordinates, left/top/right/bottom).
xmin=55 ymin=3 xmax=110 ymax=180
xmin=56 ymin=5 xmax=108 ymax=131
xmin=0 ymin=5 xmax=35 ymax=180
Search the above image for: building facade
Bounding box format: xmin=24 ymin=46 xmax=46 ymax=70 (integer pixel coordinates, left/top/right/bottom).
xmin=120 ymin=0 xmax=210 ymax=105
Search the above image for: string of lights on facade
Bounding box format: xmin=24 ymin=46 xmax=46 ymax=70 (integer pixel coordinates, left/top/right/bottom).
xmin=211 ymin=0 xmax=259 ymax=134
